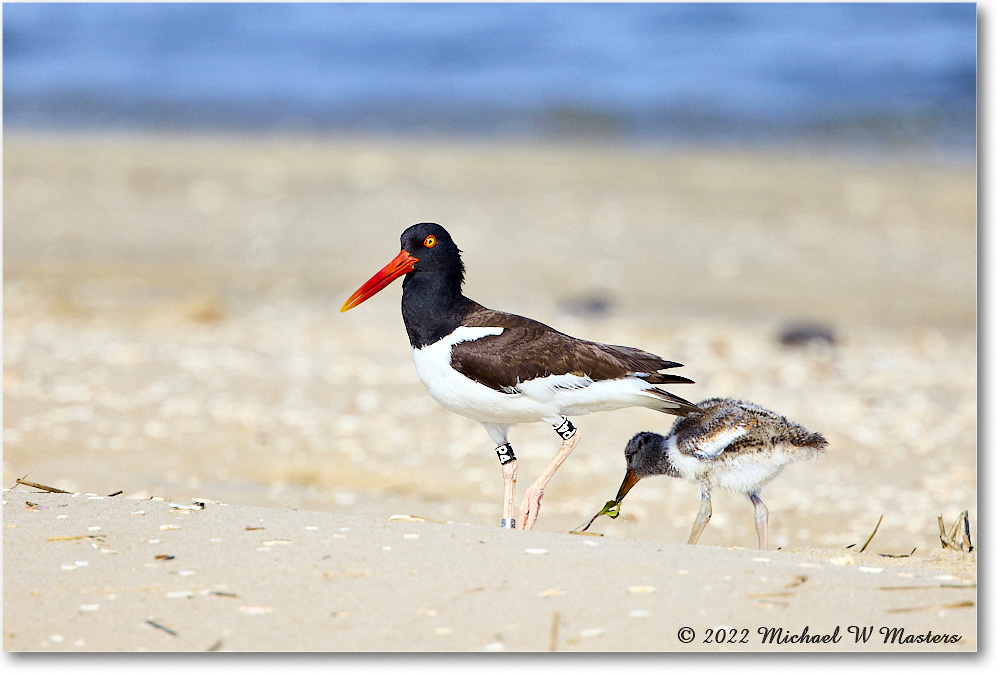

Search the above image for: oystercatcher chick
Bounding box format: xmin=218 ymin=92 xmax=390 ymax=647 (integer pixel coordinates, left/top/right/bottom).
xmin=341 ymin=223 xmax=696 ymax=530
xmin=580 ymin=397 xmax=827 ymax=549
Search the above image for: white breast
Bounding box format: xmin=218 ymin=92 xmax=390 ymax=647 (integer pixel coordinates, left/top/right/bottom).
xmin=410 ymin=327 xmax=558 ymax=424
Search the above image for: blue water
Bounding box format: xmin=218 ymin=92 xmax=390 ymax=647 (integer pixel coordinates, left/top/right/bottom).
xmin=2 ymin=3 xmax=977 ymax=152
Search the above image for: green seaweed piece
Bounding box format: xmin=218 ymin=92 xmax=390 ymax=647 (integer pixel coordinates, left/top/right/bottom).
xmin=597 ymin=499 xmax=621 ymax=519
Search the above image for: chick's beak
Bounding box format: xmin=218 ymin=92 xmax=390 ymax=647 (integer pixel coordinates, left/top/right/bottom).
xmin=615 ymin=468 xmax=641 ymax=503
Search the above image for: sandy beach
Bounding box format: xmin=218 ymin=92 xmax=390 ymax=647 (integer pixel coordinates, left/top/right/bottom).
xmin=2 ymin=131 xmax=977 ymax=651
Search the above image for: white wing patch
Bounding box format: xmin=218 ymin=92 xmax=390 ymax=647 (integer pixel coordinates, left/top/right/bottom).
xmin=448 ymin=325 xmax=504 ymax=345
xmin=688 ymin=426 xmax=748 ymax=460
xmin=516 ymin=372 xmax=594 ymax=397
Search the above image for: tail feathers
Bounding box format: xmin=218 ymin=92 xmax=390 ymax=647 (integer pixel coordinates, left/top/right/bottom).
xmin=644 ymin=387 xmax=700 ymax=416
xmin=601 ymin=345 xmax=690 ymax=380
xmin=792 ymin=431 xmax=829 ymax=452
xmin=642 ymin=372 xmax=695 ymax=385
xmin=781 ymin=431 xmax=828 ymax=463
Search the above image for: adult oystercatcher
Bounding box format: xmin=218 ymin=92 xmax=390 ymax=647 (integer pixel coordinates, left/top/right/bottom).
xmin=341 ymin=223 xmax=696 ymax=529
xmin=578 ymin=397 xmax=828 ymax=549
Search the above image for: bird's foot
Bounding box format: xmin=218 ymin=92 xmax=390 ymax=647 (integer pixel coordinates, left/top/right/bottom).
xmin=517 ymin=487 xmax=543 ymax=530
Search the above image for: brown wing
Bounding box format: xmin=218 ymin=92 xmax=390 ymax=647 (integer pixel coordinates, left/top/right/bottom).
xmin=451 ymin=304 xmax=693 ymax=393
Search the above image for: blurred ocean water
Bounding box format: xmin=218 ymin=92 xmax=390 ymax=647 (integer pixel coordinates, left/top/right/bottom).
xmin=2 ymin=2 xmax=976 ymax=152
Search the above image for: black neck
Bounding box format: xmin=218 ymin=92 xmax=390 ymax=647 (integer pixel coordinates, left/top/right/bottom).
xmin=401 ymin=270 xmax=474 ymax=348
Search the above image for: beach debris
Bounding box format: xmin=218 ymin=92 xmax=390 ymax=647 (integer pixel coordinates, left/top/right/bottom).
xmin=206 ymin=638 xmax=225 ymax=652
xmin=859 ymin=514 xmax=883 ymax=552
xmin=938 ymin=510 xmax=974 ymax=552
xmin=580 ymin=628 xmax=605 ymax=639
xmin=777 ymin=321 xmax=836 ymax=347
xmin=261 ymin=539 xmax=292 ymax=546
xmin=550 ymin=612 xmax=560 ymax=651
xmin=538 ymin=588 xmax=566 ymax=598
xmin=884 ymin=601 xmax=974 ymax=614
xmin=239 ymin=605 xmax=273 ymax=615
xmin=629 ymin=609 xmax=651 ymax=618
xmin=165 ymin=590 xmax=194 ymax=599
xmin=627 ymin=585 xmax=656 ymax=594
xmin=155 ymin=554 xmax=175 ymax=561
xmin=878 ymin=581 xmax=976 ymax=591
xmin=858 ymin=566 xmax=884 ymax=574
xmin=78 ymin=604 xmax=100 ymax=612
xmin=878 ymin=547 xmax=917 ymax=558
xmin=48 ymin=534 xmax=103 ymax=543
xmin=12 ymin=476 xmax=123 ymax=497
xmin=828 ymin=555 xmax=856 ymax=566
xmin=159 ymin=524 xmax=182 ymax=531
xmin=169 ymin=502 xmax=204 ymax=511
xmin=146 ymin=619 xmax=177 ymax=637
xmin=785 ymin=575 xmax=809 ymax=589
xmin=523 ymin=548 xmax=548 ymax=555
xmin=13 ymin=477 xmax=71 ymax=494
xmin=245 ymin=526 xmax=265 ymax=531
xmin=747 ymin=591 xmax=793 ymax=599
xmin=572 ymin=499 xmax=621 ymax=533
xmin=388 ymin=514 xmax=446 ymax=523
xmin=484 ymin=641 xmax=505 ymax=651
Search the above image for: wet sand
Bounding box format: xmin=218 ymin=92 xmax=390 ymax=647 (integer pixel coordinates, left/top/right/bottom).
xmin=2 ymin=131 xmax=977 ymax=651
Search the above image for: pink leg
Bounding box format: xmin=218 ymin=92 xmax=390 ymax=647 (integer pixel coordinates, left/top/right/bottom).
xmin=750 ymin=492 xmax=769 ymax=550
xmin=500 ymin=459 xmax=517 ymax=528
xmin=518 ymin=430 xmax=581 ymax=530
xmin=688 ymin=490 xmax=713 ymax=544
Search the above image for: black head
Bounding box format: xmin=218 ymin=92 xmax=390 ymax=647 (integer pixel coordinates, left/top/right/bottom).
xmin=340 ymin=222 xmax=465 ymax=313
xmin=611 ymin=431 xmax=663 ymax=502
xmin=400 ymin=223 xmax=465 ymax=286
xmin=624 ymin=431 xmax=667 ymax=478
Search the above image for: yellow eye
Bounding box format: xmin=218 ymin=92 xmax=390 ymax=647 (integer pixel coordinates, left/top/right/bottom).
xmin=423 ymin=235 xmax=437 ymax=248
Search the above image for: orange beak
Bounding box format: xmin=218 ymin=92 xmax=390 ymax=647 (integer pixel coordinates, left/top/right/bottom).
xmin=614 ymin=468 xmax=641 ymax=503
xmin=340 ymin=250 xmax=419 ymax=312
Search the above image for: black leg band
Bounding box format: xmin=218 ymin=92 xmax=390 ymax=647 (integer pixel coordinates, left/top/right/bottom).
xmin=495 ymin=443 xmax=516 ymax=465
xmin=552 ymin=416 xmax=578 ymax=440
